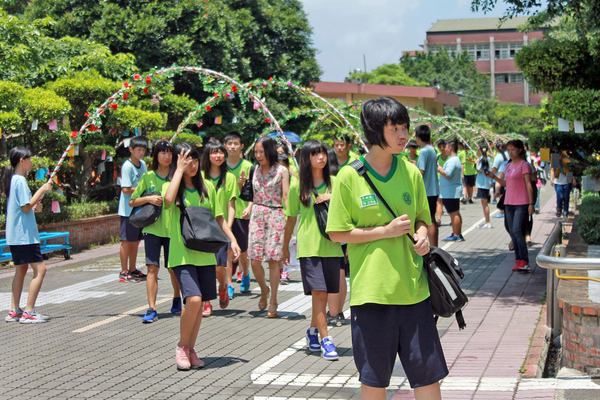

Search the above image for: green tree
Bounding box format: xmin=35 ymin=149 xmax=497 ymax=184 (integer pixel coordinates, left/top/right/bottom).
xmin=350 ymin=64 xmax=428 ymax=87
xmin=491 ymin=103 xmax=544 ymax=136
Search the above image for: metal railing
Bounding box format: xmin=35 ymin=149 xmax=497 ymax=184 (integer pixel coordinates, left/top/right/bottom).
xmin=536 ymin=220 xmax=600 ymax=339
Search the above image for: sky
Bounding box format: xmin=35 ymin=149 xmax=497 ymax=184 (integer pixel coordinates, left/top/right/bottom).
xmin=299 ymin=0 xmax=523 ymax=82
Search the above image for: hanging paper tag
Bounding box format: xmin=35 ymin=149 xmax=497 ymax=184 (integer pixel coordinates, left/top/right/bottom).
xmin=557 ymin=118 xmax=570 ymax=132
xmin=253 ymin=100 xmax=260 ymax=110
xmin=36 ymin=169 xmax=45 ymax=181
xmin=135 ymin=127 xmax=139 ymax=136
xmin=49 ymin=119 xmax=58 ymax=131
xmin=31 ymin=119 xmax=38 ymax=131
xmin=232 ymin=116 xmax=238 ymax=124
xmin=551 ymin=153 xmax=560 ymax=168
xmin=106 ymin=155 xmax=113 ymax=162
xmin=540 ymin=148 xmax=550 ymax=162
xmin=123 ymin=131 xmax=130 ymax=137
xmin=215 ymin=116 xmax=222 ymax=125
xmin=67 ymin=146 xmax=75 ymax=157
xmin=124 ymin=138 xmax=131 ymax=148
xmin=56 ymin=188 xmax=64 ymax=196
xmin=52 ymin=201 xmax=60 ymax=213
xmin=0 ymin=127 xmax=2 ymax=139
xmin=101 ymin=151 xmax=107 ymax=160
xmin=74 ymin=145 xmax=80 ymax=156
xmin=574 ymin=120 xmax=584 ymax=134
xmin=196 ymin=121 xmax=203 ymax=128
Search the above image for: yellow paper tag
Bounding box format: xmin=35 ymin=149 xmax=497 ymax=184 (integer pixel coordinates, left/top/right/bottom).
xmin=67 ymin=146 xmax=75 ymax=157
xmin=540 ymin=148 xmax=550 ymax=162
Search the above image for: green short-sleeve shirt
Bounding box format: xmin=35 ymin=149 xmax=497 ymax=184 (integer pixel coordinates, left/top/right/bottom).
xmin=162 ymin=180 xmax=223 ymax=268
xmin=462 ymin=150 xmax=477 ymax=176
xmin=437 ymin=155 xmax=448 ymax=179
xmin=326 ymin=155 xmax=432 ymax=306
xmin=227 ymin=159 xmax=253 ymax=219
xmin=338 ymin=152 xmax=360 ymax=169
xmin=286 ymin=177 xmax=344 ymax=258
xmin=130 ymin=170 xmax=171 ymax=238
xmin=210 ymin=172 xmax=239 ymax=221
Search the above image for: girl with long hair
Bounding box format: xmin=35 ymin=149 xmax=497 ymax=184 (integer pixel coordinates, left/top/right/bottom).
xmin=475 ymin=143 xmax=494 ymax=229
xmin=163 ymin=142 xmax=241 ymax=370
xmin=200 ymin=139 xmax=239 ymax=315
xmin=282 ymin=140 xmax=344 ymax=360
xmin=241 ymin=135 xmax=290 ymax=318
xmin=2 ymin=147 xmax=53 ymax=323
xmin=129 ymin=140 xmax=181 ymax=323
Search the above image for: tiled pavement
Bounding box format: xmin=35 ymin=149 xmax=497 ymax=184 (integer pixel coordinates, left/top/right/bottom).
xmin=1 ymin=186 xmax=599 ymax=400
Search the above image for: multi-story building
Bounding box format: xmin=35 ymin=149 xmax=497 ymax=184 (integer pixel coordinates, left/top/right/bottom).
xmin=412 ymin=17 xmax=551 ymax=105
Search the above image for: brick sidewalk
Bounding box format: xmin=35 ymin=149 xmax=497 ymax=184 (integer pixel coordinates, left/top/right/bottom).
xmin=0 ymin=185 xmax=580 ymax=400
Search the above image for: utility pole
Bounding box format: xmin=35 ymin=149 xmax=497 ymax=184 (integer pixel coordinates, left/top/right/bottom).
xmin=363 ymin=55 xmax=368 ymax=84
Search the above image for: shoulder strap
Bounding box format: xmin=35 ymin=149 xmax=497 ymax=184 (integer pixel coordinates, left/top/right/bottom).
xmin=350 ymin=159 xmax=416 ymax=245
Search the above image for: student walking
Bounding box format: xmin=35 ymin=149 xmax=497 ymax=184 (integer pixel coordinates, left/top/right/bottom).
xmin=282 ymin=140 xmax=344 ymax=361
xmin=163 ymin=143 xmax=241 ymax=370
xmin=3 ymin=147 xmax=54 ymax=323
xmin=459 ymin=142 xmax=477 ymax=204
xmin=551 ymin=153 xmax=574 ymax=218
xmin=415 ymin=125 xmax=440 ymax=247
xmin=118 ymin=137 xmax=148 ymax=283
xmin=491 ymin=141 xmax=508 ymax=218
xmin=475 ymin=143 xmax=494 ymax=229
xmin=224 ymin=132 xmax=252 ymax=293
xmin=201 ymin=139 xmax=239 ymax=315
xmin=435 ymin=139 xmax=449 ymax=226
xmin=487 ymin=140 xmax=535 ymax=272
xmin=327 ymin=97 xmax=447 ymax=400
xmin=438 ymin=139 xmax=465 ymax=242
xmin=130 ymin=140 xmax=181 ymax=323
xmin=242 ymin=135 xmax=290 ymax=318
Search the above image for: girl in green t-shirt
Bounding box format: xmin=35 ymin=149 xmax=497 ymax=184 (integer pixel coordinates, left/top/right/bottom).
xmin=130 ymin=140 xmax=181 ymax=323
xmin=200 ymin=139 xmax=240 ymax=314
xmin=164 ymin=143 xmax=241 ymax=371
xmin=282 ymin=140 xmax=344 ymax=361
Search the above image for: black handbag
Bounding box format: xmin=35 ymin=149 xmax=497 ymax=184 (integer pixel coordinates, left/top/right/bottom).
xmin=238 ymin=165 xmax=256 ymax=202
xmin=179 ymin=203 xmax=230 ymax=253
xmin=350 ymin=159 xmax=467 ymax=330
xmin=129 ymin=192 xmax=162 ymax=228
xmin=312 ymin=188 xmax=331 ymax=241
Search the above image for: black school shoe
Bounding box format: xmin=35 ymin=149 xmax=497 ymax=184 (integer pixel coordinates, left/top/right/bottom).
xmin=130 ymin=269 xmax=147 ymax=281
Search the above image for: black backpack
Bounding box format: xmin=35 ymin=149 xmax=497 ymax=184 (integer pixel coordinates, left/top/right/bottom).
xmin=129 ymin=192 xmax=162 ymax=228
xmin=350 ymin=159 xmax=467 ymax=330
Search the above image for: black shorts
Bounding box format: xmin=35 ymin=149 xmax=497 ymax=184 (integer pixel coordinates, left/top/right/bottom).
xmin=232 ymin=218 xmax=250 ymax=253
xmin=341 ymin=243 xmax=349 ymax=274
xmin=9 ymin=244 xmax=43 ymax=265
xmin=427 ymin=196 xmax=438 ymax=222
xmin=299 ymin=257 xmax=342 ymax=295
xmin=172 ymin=265 xmax=217 ymax=302
xmin=463 ymin=174 xmax=476 ymax=187
xmin=442 ymin=198 xmax=460 ymax=214
xmin=476 ymin=188 xmax=490 ymax=201
xmin=351 ymin=299 xmax=448 ymax=389
xmin=216 ymin=244 xmax=228 ymax=267
xmin=120 ymin=216 xmax=143 ymax=242
xmin=144 ymin=234 xmax=169 ymax=268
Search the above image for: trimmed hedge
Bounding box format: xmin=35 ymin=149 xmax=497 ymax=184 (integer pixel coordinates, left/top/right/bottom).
xmin=576 ymin=193 xmax=600 ymax=245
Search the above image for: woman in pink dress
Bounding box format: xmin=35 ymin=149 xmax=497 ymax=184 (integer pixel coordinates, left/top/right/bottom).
xmin=242 ymin=136 xmax=290 ymax=317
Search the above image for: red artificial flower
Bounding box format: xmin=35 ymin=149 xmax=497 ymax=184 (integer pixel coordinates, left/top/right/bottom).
xmin=123 ymin=93 xmax=129 ymax=101
xmin=264 ymin=118 xmax=270 ymax=124
xmin=143 ymin=88 xmax=149 ymax=94
xmin=269 ymin=77 xmax=273 ymax=82
xmin=124 ymin=81 xmax=130 ymax=88
xmin=206 ymin=106 xmax=212 ymax=111
xmin=84 ymin=112 xmax=90 ymax=117
xmin=133 ymin=74 xmax=141 ymax=80
xmin=231 ymin=85 xmax=238 ymax=93
xmin=146 ymin=76 xmax=152 ymax=85
xmin=110 ymin=104 xmax=118 ymax=110
xmin=70 ymin=131 xmax=79 ymax=138
xmin=214 ymin=93 xmax=219 ymax=98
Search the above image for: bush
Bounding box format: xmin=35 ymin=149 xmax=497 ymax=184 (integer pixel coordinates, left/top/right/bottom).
xmin=35 ymin=197 xmax=117 ymax=225
xmin=576 ymin=194 xmax=600 ymax=245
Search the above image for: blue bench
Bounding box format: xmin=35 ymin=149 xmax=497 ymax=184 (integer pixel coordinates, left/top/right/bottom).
xmin=0 ymin=231 xmax=71 ymax=263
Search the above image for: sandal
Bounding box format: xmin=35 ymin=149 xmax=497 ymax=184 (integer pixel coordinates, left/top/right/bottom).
xmin=267 ymin=303 xmax=278 ymax=318
xmin=258 ymin=287 xmax=270 ymax=311
xmin=508 ymin=241 xmax=514 ymax=251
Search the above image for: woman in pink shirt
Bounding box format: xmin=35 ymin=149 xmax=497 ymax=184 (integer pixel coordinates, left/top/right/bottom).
xmin=486 ymin=140 xmax=534 ymax=272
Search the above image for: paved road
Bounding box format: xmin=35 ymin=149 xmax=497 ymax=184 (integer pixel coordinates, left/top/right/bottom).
xmin=1 ymin=185 xmax=599 ymax=400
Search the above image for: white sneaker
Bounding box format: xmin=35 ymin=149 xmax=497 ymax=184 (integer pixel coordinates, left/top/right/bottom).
xmin=482 ymin=223 xmax=493 ymax=229
xmin=19 ymin=310 xmax=50 ymax=324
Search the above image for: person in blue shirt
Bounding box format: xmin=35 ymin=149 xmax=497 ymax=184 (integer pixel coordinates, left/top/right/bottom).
xmin=415 ymin=125 xmax=439 ymax=247
xmin=2 ymin=147 xmax=54 ymax=323
xmin=437 ymin=139 xmax=464 ymax=241
xmin=475 ymin=143 xmax=494 ymax=229
xmin=491 ymin=141 xmax=509 ymax=218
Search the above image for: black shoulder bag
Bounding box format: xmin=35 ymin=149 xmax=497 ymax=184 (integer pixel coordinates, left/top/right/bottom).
xmin=238 ymin=165 xmax=256 ymax=202
xmin=178 ymin=196 xmax=230 ymax=254
xmin=350 ymin=159 xmax=467 ymax=330
xmin=312 ymin=187 xmax=331 ymax=241
xmin=129 ymin=192 xmax=162 ymax=228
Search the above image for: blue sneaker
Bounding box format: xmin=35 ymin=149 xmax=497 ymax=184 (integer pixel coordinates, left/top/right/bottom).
xmin=442 ymin=234 xmax=461 ymax=242
xmin=171 ymin=297 xmax=182 ymax=314
xmin=227 ymin=285 xmax=234 ymax=300
xmin=240 ymin=272 xmax=251 ymax=293
xmin=142 ymin=308 xmax=157 ymax=323
xmin=493 ymin=213 xmax=505 ymax=218
xmin=306 ymin=327 xmax=320 ymax=352
xmin=320 ymin=336 xmax=339 ymax=361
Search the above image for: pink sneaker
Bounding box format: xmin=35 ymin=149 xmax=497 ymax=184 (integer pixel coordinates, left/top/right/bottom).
xmin=202 ymin=302 xmax=212 ymax=317
xmin=176 ymin=346 xmax=191 ymax=371
xmin=188 ymin=349 xmax=205 ymax=369
xmin=280 ymin=271 xmax=290 ymax=285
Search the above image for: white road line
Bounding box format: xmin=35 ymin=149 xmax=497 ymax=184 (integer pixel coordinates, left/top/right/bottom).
xmin=72 ymin=296 xmax=172 ymax=333
xmin=441 ymin=209 xmax=500 ymax=250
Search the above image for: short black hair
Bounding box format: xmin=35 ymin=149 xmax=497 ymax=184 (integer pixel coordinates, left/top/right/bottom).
xmin=255 ymin=135 xmax=278 ymax=167
xmin=446 ymin=139 xmax=458 ymax=153
xmin=360 ymin=97 xmax=410 ymax=148
xmin=223 ymin=131 xmax=243 ymax=144
xmin=436 ymin=139 xmax=446 ymax=147
xmin=406 ymin=140 xmax=418 ymax=149
xmin=414 ymin=125 xmax=431 ymax=142
xmin=130 ymin=136 xmax=148 ymax=150
xmin=333 ymin=134 xmax=351 ymax=145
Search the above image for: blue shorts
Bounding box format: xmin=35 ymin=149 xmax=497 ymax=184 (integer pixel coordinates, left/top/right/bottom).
xmin=232 ymin=218 xmax=249 ymax=253
xmin=172 ymin=265 xmax=217 ymax=302
xmin=476 ymin=188 xmax=490 ymax=200
xmin=299 ymin=257 xmax=342 ymax=295
xmin=9 ymin=244 xmax=43 ymax=265
xmin=120 ymin=216 xmax=143 ymax=242
xmin=216 ymin=244 xmax=228 ymax=267
xmin=144 ymin=234 xmax=169 ymax=268
xmin=351 ymin=299 xmax=448 ymax=388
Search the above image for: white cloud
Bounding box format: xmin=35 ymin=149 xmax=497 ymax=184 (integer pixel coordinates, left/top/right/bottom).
xmin=457 ymin=0 xmax=471 ymax=7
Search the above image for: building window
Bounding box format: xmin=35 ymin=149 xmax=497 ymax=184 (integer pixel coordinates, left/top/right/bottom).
xmin=429 ymin=45 xmax=457 ymax=59
xmin=464 ymin=44 xmax=490 ymax=61
xmin=495 ymin=43 xmax=523 ymax=59
xmin=510 ymin=73 xmax=523 ymax=83
xmin=495 ymin=74 xmax=509 ymax=84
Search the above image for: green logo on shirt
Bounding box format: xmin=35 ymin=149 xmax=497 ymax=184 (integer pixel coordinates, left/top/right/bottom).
xmin=360 ymin=194 xmax=378 ymax=208
xmin=403 ymin=192 xmax=412 ymax=205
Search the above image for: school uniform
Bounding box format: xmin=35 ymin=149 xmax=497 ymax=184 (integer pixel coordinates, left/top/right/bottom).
xmin=118 ymin=159 xmax=147 ymax=241
xmin=227 ymin=159 xmax=253 ymax=252
xmin=210 ymin=172 xmax=239 ymax=267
